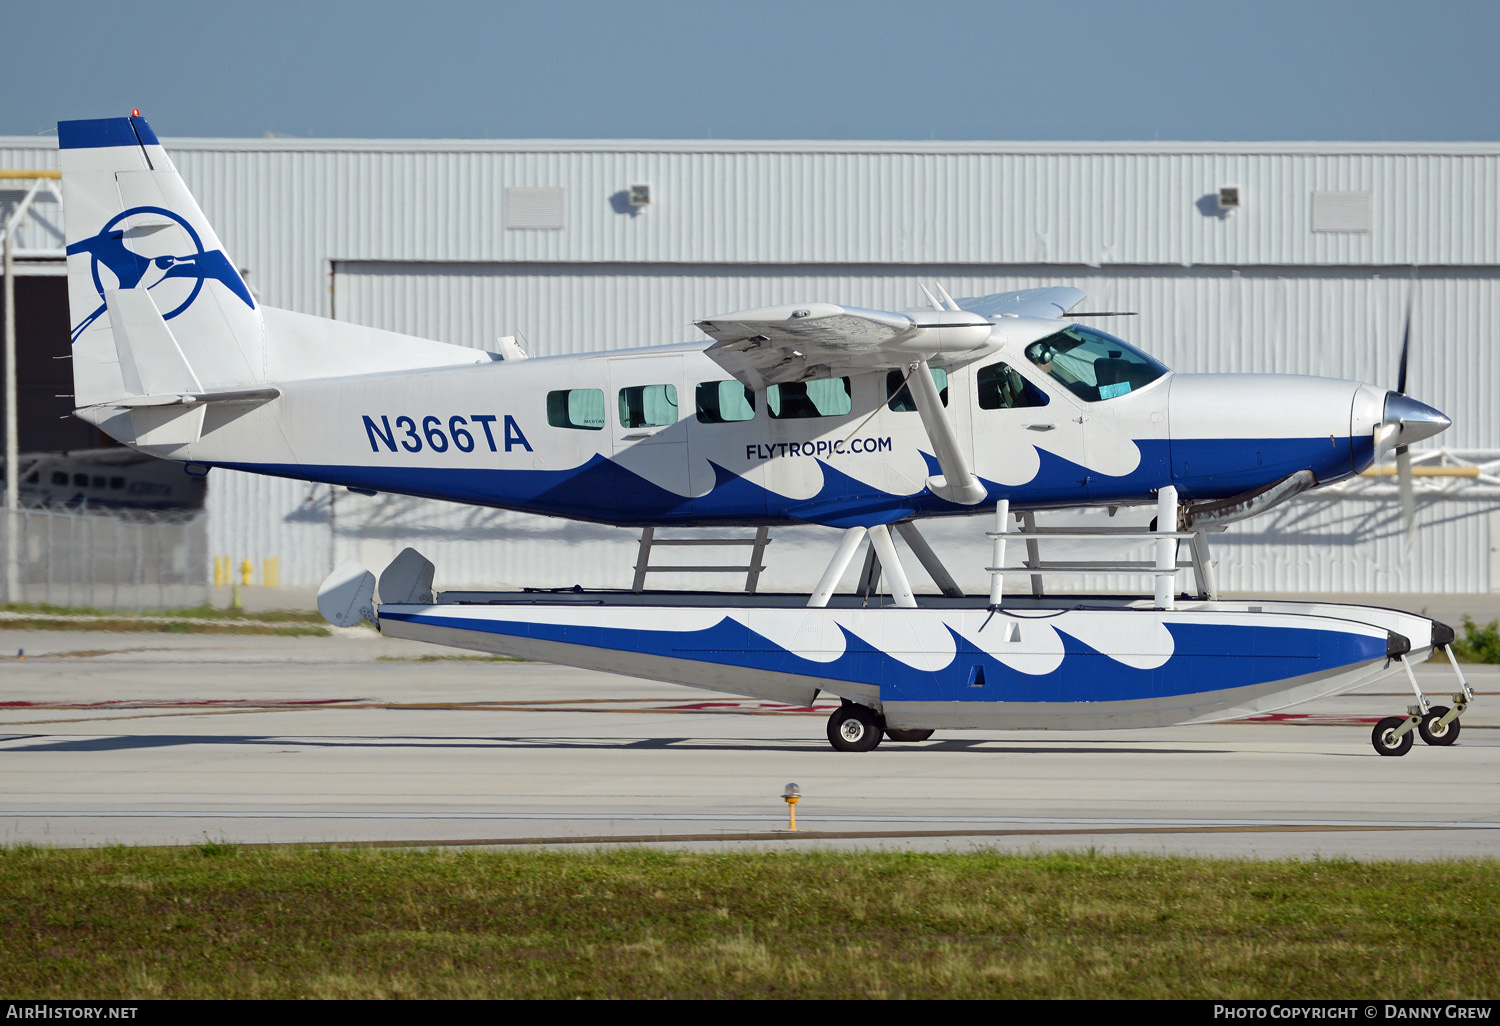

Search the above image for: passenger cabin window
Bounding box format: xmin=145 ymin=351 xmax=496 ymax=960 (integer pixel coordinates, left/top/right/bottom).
xmin=52 ymin=472 xmax=68 ymax=486
xmin=977 ymin=362 xmax=1049 ymax=410
xmin=885 ymin=368 xmax=948 ymax=411
xmin=73 ymin=473 xmax=88 ymax=487
xmin=618 ymin=384 xmax=679 ymax=428
xmin=768 ymin=376 xmax=852 ymax=419
xmin=109 ymin=477 xmax=126 ymax=490
xmin=546 ymin=388 xmax=605 ymax=431
xmin=696 ymin=381 xmax=755 ymax=423
xmin=1024 ymin=325 xmax=1168 ymax=402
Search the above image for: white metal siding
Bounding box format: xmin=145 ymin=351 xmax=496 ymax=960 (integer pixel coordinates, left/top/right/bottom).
xmin=6 ymin=137 xmax=1500 ymax=303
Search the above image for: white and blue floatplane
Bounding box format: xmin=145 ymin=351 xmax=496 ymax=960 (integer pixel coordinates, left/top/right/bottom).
xmin=57 ymin=113 xmax=1473 ymax=755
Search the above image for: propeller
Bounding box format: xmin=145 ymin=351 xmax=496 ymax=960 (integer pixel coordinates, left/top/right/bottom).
xmin=1372 ymin=287 xmax=1450 ymax=550
xmin=1395 ymin=303 xmax=1415 ymax=547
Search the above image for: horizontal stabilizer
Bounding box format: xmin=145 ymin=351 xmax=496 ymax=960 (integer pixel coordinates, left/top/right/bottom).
xmin=83 ymin=386 xmax=282 ymax=411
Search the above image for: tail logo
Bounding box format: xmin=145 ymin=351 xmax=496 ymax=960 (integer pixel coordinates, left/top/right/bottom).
xmin=67 ymin=205 xmax=255 ymax=342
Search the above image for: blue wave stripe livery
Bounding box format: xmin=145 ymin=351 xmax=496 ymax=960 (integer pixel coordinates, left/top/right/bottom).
xmin=218 ymin=433 xmax=1365 ymax=528
xmin=381 ymin=611 xmax=1387 ymax=704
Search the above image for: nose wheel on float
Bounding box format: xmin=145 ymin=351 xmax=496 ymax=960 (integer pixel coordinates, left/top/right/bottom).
xmin=1370 ymin=644 xmax=1474 ymax=756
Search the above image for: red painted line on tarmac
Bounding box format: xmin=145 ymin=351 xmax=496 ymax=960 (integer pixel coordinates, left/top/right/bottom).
xmin=1244 ymin=712 xmax=1385 ymax=725
xmin=661 ymin=700 xmax=832 ymax=713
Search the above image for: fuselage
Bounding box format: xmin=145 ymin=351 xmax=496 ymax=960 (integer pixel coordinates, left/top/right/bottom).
xmin=95 ymin=316 xmax=1393 ymax=529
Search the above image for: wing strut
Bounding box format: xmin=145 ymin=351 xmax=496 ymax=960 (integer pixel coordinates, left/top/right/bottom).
xmin=907 ymin=358 xmax=986 ymax=505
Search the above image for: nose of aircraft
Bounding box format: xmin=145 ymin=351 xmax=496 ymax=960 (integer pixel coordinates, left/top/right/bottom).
xmin=1382 ymin=392 xmax=1451 ymax=446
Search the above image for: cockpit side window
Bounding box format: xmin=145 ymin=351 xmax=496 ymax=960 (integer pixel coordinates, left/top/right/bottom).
xmin=976 ymin=362 xmax=1049 ymax=410
xmin=1024 ymin=325 xmax=1169 ymax=402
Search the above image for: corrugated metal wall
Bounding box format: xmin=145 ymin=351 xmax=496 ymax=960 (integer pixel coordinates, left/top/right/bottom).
xmin=9 ymin=136 xmax=1498 ymax=304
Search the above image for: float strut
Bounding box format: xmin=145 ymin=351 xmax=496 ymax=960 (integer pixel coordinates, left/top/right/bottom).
xmin=808 ymin=526 xmax=868 ymax=608
xmin=1154 ymin=486 xmax=1178 ymax=610
xmin=867 ymin=524 xmax=917 ymax=608
xmin=989 ymin=499 xmax=1009 ymax=607
xmin=894 ymin=521 xmax=963 ymax=598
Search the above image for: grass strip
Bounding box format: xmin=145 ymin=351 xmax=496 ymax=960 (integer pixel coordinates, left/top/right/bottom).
xmin=0 ymin=603 xmax=330 ymax=636
xmin=1 ymin=845 xmax=1495 ymax=999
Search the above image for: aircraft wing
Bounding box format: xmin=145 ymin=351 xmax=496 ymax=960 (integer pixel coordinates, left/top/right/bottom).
xmin=696 ymin=303 xmax=993 ymax=389
xmin=696 ymin=288 xmax=1085 ymax=388
xmin=954 ymin=286 xmax=1086 ymax=320
xmin=697 ymin=298 xmax=1014 ymax=506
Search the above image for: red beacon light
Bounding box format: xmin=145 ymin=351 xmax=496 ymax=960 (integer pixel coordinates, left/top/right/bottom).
xmin=131 ymin=109 xmax=140 ymax=117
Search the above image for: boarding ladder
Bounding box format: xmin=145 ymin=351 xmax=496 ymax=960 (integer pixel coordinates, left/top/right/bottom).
xmin=984 ymin=489 xmax=1222 ymax=611
xmin=632 ymin=527 xmax=772 ymax=593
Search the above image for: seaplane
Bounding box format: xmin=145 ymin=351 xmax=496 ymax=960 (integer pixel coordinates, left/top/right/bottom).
xmin=56 ymin=114 xmax=1475 ymax=756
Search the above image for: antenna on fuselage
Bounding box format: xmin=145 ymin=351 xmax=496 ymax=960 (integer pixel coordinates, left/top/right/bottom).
xmin=917 ymin=283 xmax=943 ymax=311
xmin=932 ymin=281 xmax=963 ymax=312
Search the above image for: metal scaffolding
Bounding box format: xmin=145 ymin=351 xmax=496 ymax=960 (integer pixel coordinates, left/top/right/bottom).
xmin=1 ymin=169 xmax=64 ymax=603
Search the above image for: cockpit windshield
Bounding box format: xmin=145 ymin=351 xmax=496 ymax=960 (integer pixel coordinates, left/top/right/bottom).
xmin=1023 ymin=324 xmax=1169 ymax=402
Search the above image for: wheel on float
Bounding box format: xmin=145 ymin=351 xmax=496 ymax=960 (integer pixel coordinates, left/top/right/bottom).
xmin=884 ymin=727 xmax=934 ymax=743
xmin=1371 ymin=716 xmax=1414 ymax=757
xmin=827 ymin=704 xmax=883 ymax=752
xmin=1418 ymin=705 xmax=1460 ymax=746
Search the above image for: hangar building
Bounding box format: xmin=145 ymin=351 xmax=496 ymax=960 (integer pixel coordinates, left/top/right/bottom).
xmin=2 ymin=134 xmax=1498 ymax=598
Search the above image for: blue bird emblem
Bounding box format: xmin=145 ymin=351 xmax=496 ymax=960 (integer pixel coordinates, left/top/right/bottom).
xmin=67 ymin=205 xmax=254 ymax=342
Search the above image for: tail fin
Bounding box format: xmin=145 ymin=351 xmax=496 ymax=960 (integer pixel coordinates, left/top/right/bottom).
xmin=59 ymin=115 xmax=264 ymax=410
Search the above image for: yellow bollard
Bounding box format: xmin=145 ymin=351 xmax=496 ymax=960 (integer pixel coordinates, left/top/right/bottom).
xmin=212 ymin=556 xmax=226 ymax=588
xmin=239 ymin=558 xmax=254 ymax=586
xmin=262 ymin=556 xmax=280 ymax=589
xmin=782 ymin=782 xmax=800 ymax=831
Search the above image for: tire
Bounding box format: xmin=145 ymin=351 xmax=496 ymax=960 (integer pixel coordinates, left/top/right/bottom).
xmin=1371 ymin=715 xmax=1414 ymax=757
xmin=884 ymin=728 xmax=935 ymax=743
xmin=1418 ymin=706 xmax=1461 ymax=746
xmin=827 ymin=704 xmax=883 ymax=752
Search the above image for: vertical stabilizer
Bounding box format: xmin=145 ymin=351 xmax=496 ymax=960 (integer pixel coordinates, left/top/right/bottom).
xmin=59 ymin=115 xmax=264 ymax=409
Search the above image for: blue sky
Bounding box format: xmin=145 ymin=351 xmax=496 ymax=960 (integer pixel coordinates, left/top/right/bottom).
xmin=7 ymin=0 xmax=1498 ymax=140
